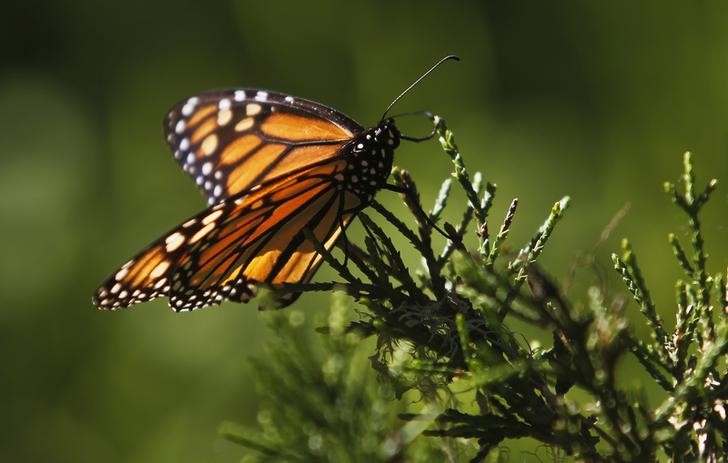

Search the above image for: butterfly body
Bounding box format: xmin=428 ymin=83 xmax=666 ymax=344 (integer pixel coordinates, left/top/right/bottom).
xmin=94 ymin=89 xmax=401 ymax=311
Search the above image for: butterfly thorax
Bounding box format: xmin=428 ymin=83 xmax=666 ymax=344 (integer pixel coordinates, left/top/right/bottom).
xmin=339 ymin=118 xmax=400 ymax=203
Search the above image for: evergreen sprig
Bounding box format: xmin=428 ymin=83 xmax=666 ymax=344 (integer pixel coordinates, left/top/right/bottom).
xmin=224 ymin=121 xmax=727 ymax=462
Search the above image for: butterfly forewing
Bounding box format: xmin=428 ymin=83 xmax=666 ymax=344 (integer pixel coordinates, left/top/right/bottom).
xmin=164 ymin=89 xmax=363 ymax=205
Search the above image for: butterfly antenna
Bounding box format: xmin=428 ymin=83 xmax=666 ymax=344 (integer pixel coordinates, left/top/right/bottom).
xmin=380 ymin=54 xmax=460 ymax=122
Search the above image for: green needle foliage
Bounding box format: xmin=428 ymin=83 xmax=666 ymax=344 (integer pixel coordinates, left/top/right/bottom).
xmin=219 ymin=295 xmax=461 ymax=462
xmin=224 ymin=120 xmax=727 ymax=462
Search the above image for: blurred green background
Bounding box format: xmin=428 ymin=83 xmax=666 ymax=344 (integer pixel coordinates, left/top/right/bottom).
xmin=2 ymin=1 xmax=728 ymax=461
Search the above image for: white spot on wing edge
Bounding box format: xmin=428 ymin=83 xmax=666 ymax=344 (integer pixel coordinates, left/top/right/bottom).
xmin=233 ymin=90 xmax=246 ymax=101
xmin=284 ymin=95 xmax=294 ymax=103
xmin=190 ymin=222 xmax=215 ymax=243
xmin=218 ymin=98 xmax=231 ymax=110
xmin=202 ymin=209 xmax=223 ymax=225
xmin=255 ymin=91 xmax=268 ymax=101
xmin=181 ymin=96 xmax=199 ymax=116
xmin=175 ymin=120 xmax=186 ymax=134
xmin=150 ymin=260 xmax=170 ymax=279
xmin=165 ymin=232 xmax=186 ymax=252
xmin=115 ymin=267 xmax=129 ymax=281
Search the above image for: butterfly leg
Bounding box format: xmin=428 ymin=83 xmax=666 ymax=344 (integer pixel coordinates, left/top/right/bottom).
xmin=340 ymin=225 xmax=350 ymax=268
xmin=336 ymin=195 xmax=350 ymax=268
xmin=359 ymin=214 xmax=386 ymax=258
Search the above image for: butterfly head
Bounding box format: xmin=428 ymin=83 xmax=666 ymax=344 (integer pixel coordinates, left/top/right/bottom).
xmin=374 ymin=117 xmax=400 ymax=149
xmin=350 ymin=118 xmax=400 ymax=157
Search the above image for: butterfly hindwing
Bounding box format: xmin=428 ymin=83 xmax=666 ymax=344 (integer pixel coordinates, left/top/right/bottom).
xmin=164 ymin=89 xmax=363 ymax=204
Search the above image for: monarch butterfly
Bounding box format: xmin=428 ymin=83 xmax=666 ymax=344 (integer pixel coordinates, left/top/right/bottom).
xmin=93 ymin=55 xmax=458 ymax=311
